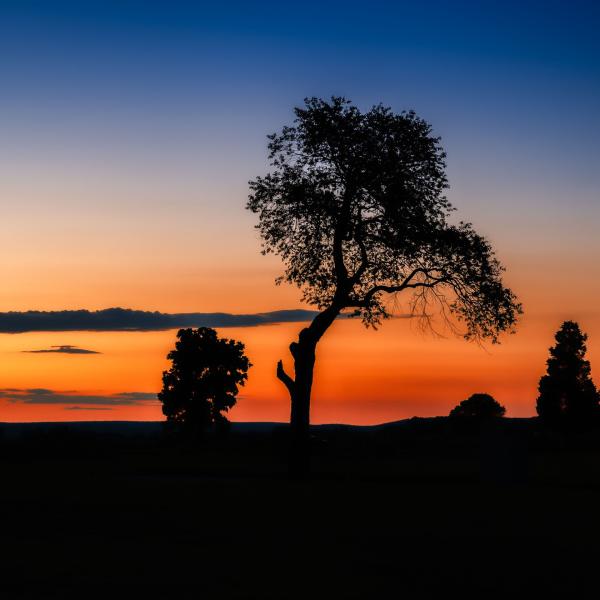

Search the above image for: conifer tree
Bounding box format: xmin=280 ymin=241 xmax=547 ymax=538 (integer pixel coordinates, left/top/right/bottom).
xmin=536 ymin=321 xmax=599 ymax=423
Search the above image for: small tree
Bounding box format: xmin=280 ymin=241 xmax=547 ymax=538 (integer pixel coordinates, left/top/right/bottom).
xmin=247 ymin=97 xmax=521 ymax=474
xmin=449 ymin=393 xmax=506 ymax=418
xmin=536 ymin=321 xmax=599 ymax=424
xmin=158 ymin=328 xmax=251 ymax=435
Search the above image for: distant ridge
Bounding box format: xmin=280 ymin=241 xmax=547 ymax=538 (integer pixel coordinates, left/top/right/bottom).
xmin=0 ymin=416 xmax=532 ymax=436
xmin=0 ymin=419 xmax=392 ymax=434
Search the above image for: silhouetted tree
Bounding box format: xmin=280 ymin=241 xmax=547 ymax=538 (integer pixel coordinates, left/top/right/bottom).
xmin=158 ymin=328 xmax=251 ymax=436
xmin=536 ymin=321 xmax=599 ymax=425
xmin=247 ymin=97 xmax=521 ymax=475
xmin=449 ymin=393 xmax=506 ymax=418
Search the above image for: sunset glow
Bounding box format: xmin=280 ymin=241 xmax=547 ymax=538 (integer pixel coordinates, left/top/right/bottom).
xmin=1 ymin=1 xmax=599 ymax=424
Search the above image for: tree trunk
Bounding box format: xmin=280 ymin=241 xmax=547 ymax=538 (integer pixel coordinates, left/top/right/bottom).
xmin=277 ymin=305 xmax=341 ymax=477
xmin=288 ymin=336 xmax=316 ymax=477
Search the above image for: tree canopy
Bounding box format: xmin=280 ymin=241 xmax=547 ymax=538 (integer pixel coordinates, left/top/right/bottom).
xmin=247 ymin=97 xmax=521 ymax=341
xmin=158 ymin=328 xmax=251 ymax=433
xmin=537 ymin=321 xmax=599 ymax=424
xmin=449 ymin=393 xmax=506 ymax=419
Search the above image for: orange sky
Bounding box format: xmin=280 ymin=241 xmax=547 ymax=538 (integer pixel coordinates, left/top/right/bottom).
xmin=1 ymin=302 xmax=599 ymax=423
xmin=2 ymin=167 xmax=600 ymax=424
xmin=2 ymin=182 xmax=599 ymax=424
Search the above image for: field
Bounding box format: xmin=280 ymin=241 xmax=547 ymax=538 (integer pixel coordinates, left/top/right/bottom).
xmin=1 ymin=419 xmax=600 ymax=598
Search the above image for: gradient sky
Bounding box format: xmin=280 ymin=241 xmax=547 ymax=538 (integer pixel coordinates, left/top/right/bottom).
xmin=1 ymin=0 xmax=599 ymax=423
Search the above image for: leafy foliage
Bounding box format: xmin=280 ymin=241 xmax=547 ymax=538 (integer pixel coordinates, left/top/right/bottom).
xmin=158 ymin=328 xmax=251 ymax=433
xmin=449 ymin=393 xmax=506 ymax=418
xmin=247 ymin=97 xmax=521 ymax=341
xmin=536 ymin=321 xmax=599 ymax=423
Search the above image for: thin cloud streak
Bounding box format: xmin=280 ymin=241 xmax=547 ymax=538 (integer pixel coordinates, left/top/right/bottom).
xmin=64 ymin=406 xmax=113 ymax=411
xmin=23 ymin=345 xmax=101 ymax=354
xmin=0 ymin=389 xmax=158 ymax=406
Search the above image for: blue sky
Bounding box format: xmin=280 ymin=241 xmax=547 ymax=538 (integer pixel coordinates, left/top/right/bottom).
xmin=1 ymin=0 xmax=599 ymax=305
xmin=3 ymin=1 xmax=598 ymax=153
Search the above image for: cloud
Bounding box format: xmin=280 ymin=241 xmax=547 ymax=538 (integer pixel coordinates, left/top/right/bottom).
xmin=64 ymin=406 xmax=113 ymax=411
xmin=0 ymin=388 xmax=158 ymax=406
xmin=0 ymin=307 xmax=321 ymax=333
xmin=23 ymin=345 xmax=100 ymax=354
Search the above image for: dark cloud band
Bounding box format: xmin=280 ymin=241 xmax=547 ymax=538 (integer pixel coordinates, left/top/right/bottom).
xmin=0 ymin=308 xmax=320 ymax=333
xmin=0 ymin=389 xmax=158 ymax=406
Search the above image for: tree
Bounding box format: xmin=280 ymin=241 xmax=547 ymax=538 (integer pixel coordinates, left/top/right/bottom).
xmin=449 ymin=393 xmax=506 ymax=418
xmin=158 ymin=328 xmax=251 ymax=435
xmin=536 ymin=321 xmax=599 ymax=424
xmin=247 ymin=97 xmax=521 ymax=475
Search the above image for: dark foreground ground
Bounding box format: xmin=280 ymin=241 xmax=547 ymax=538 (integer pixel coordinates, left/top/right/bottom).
xmin=1 ymin=418 xmax=600 ymax=599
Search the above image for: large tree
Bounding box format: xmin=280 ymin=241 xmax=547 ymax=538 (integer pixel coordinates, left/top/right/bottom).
xmin=247 ymin=97 xmax=521 ymax=474
xmin=536 ymin=321 xmax=599 ymax=424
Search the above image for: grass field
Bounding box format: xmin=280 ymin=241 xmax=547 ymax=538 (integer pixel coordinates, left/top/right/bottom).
xmin=1 ymin=419 xmax=600 ymax=598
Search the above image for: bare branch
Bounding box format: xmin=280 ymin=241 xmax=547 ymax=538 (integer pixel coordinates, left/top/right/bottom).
xmin=276 ymin=360 xmax=295 ymax=394
xmin=356 ymin=268 xmax=443 ymax=308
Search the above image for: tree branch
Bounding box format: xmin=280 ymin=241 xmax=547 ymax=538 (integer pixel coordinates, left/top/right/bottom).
xmin=354 ymin=268 xmax=449 ymax=308
xmin=306 ymin=304 xmax=343 ymax=343
xmin=276 ymin=360 xmax=295 ymax=394
xmin=332 ymin=224 xmax=348 ymax=286
xmin=349 ymin=232 xmax=369 ymax=285
xmin=332 ymin=188 xmax=355 ymax=287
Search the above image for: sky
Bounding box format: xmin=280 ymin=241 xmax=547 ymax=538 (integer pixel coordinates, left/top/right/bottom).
xmin=0 ymin=0 xmax=599 ymax=423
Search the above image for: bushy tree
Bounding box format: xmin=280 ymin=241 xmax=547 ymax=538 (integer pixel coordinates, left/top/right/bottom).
xmin=449 ymin=393 xmax=506 ymax=418
xmin=536 ymin=321 xmax=599 ymax=424
xmin=247 ymin=97 xmax=521 ymax=474
xmin=158 ymin=328 xmax=251 ymax=434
